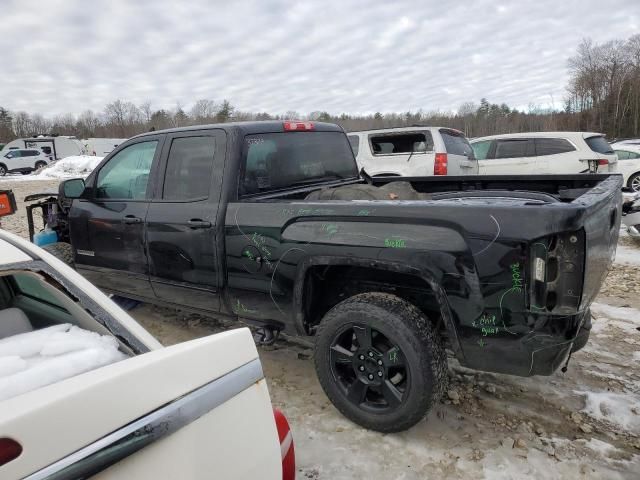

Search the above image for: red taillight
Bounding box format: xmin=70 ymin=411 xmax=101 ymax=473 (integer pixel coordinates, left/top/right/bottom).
xmin=273 ymin=409 xmax=295 ymax=480
xmin=0 ymin=438 xmax=22 ymax=467
xmin=597 ymin=159 xmax=609 ymax=166
xmin=434 ymin=153 xmax=448 ymax=175
xmin=283 ymin=121 xmax=314 ymax=131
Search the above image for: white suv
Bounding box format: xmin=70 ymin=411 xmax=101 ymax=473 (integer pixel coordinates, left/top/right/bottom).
xmin=0 ymin=148 xmax=51 ymax=176
xmin=347 ymin=127 xmax=478 ymax=177
xmin=470 ymin=132 xmax=618 ymax=175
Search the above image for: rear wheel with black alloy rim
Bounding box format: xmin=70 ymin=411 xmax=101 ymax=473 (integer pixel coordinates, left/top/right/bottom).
xmin=314 ymin=292 xmax=447 ymax=432
xmin=34 ymin=161 xmax=47 ymax=172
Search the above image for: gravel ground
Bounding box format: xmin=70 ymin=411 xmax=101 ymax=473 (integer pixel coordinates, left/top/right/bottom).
xmin=2 ymin=178 xmax=639 ymax=479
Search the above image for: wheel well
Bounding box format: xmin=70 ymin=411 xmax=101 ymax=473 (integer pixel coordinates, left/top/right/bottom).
xmin=301 ymin=265 xmax=443 ymax=334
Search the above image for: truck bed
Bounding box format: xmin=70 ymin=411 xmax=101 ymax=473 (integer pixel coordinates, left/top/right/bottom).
xmin=228 ymin=173 xmax=622 ymax=376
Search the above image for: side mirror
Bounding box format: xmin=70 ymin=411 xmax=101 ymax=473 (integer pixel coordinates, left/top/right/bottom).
xmin=60 ymin=178 xmax=85 ymax=199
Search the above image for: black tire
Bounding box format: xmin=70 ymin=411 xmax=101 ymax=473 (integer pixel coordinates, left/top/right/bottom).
xmin=628 ymin=172 xmax=640 ymax=192
xmin=34 ymin=161 xmax=47 ymax=171
xmin=0 ymin=164 xmax=6 ymax=176
xmin=41 ymin=242 xmax=74 ymax=268
xmin=314 ymin=292 xmax=447 ymax=432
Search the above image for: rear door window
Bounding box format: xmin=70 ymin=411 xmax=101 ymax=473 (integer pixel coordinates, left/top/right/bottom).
xmin=471 ymin=140 xmax=492 ymax=160
xmin=585 ymin=136 xmax=614 ymax=154
xmin=494 ymin=139 xmax=535 ymax=159
xmin=162 ymin=136 xmax=215 ymax=201
xmin=440 ymin=130 xmax=474 ymax=158
xmin=347 ymin=135 xmax=360 ymax=156
xmin=535 ymin=138 xmax=576 ymax=156
xmin=616 ymin=150 xmax=640 ymax=160
xmin=369 ymin=132 xmax=434 ymax=155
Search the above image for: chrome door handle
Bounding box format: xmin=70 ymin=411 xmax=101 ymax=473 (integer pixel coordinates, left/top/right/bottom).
xmin=123 ymin=215 xmax=142 ymax=224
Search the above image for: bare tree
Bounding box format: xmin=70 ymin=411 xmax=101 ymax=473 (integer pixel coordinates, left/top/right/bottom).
xmin=139 ymin=101 xmax=153 ymax=124
xmin=190 ymin=99 xmax=217 ymax=123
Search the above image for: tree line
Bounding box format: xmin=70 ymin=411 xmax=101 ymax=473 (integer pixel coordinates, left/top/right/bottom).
xmin=1 ymin=34 xmax=638 ymax=143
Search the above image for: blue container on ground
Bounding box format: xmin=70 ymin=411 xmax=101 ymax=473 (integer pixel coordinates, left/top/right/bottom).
xmin=33 ymin=228 xmax=58 ymax=247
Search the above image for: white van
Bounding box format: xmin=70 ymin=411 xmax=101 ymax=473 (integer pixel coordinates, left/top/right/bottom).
xmin=347 ymin=127 xmax=478 ymax=177
xmin=470 ymin=132 xmax=618 ymax=175
xmin=0 ymin=136 xmax=82 ymax=161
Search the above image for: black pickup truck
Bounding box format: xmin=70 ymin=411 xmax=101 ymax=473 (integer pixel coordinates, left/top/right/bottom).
xmin=29 ymin=121 xmax=622 ymax=432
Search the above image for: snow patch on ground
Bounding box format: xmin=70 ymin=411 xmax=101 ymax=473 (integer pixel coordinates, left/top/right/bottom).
xmin=591 ymin=303 xmax=640 ymax=335
xmin=615 ymin=243 xmax=640 ymax=266
xmin=0 ymin=324 xmax=125 ymax=401
xmin=0 ymin=155 xmax=102 ymax=182
xmin=575 ymin=390 xmax=640 ymax=433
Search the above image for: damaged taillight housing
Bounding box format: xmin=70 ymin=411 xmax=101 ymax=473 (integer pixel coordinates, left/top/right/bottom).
xmin=529 ymin=230 xmax=585 ymax=314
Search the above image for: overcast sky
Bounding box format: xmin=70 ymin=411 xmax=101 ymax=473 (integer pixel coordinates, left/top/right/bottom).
xmin=1 ymin=0 xmax=638 ymax=116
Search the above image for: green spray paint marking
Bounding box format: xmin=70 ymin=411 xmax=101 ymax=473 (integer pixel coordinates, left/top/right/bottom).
xmin=384 ymin=238 xmax=406 ymax=248
xmin=250 ymin=232 xmax=273 ymax=268
xmin=389 ymin=350 xmax=399 ymax=363
xmin=321 ymin=223 xmax=339 ymax=235
xmin=477 ymin=338 xmax=486 ymax=348
xmin=481 ymin=326 xmax=499 ymax=336
xmin=510 ymin=262 xmax=523 ymax=292
xmin=472 ymin=313 xmax=500 ymax=336
xmin=357 ymin=209 xmax=371 ymax=216
xmin=234 ymin=299 xmax=257 ymax=315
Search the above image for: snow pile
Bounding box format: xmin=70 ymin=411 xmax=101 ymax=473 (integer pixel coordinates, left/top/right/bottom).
xmin=0 ymin=323 xmax=126 ymax=401
xmin=591 ymin=303 xmax=640 ymax=335
xmin=32 ymin=155 xmax=103 ymax=179
xmin=575 ymin=390 xmax=640 ymax=434
xmin=614 ymin=243 xmax=640 ymax=266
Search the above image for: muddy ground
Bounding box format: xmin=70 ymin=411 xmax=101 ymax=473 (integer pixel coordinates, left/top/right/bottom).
xmin=2 ymin=178 xmax=639 ymax=479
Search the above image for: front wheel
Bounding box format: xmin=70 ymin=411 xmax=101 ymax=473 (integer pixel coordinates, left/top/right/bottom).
xmin=314 ymin=292 xmax=448 ymax=432
xmin=0 ymin=164 xmax=6 ymax=176
xmin=628 ymin=172 xmax=640 ymax=192
xmin=34 ymin=161 xmax=47 ymax=172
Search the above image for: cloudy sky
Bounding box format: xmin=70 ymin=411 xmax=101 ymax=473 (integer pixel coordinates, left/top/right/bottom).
xmin=1 ymin=0 xmax=638 ymax=116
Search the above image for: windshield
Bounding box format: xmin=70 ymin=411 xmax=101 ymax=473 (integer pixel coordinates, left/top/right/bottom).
xmin=240 ymin=131 xmax=358 ymax=196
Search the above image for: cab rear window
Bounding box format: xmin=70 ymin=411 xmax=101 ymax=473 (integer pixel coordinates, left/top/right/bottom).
xmin=240 ymin=132 xmax=358 ymax=196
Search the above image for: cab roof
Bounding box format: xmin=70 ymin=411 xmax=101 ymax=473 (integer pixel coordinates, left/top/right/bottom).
xmin=130 ymin=120 xmax=344 ymax=140
xmin=470 ymin=131 xmax=605 ymax=143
